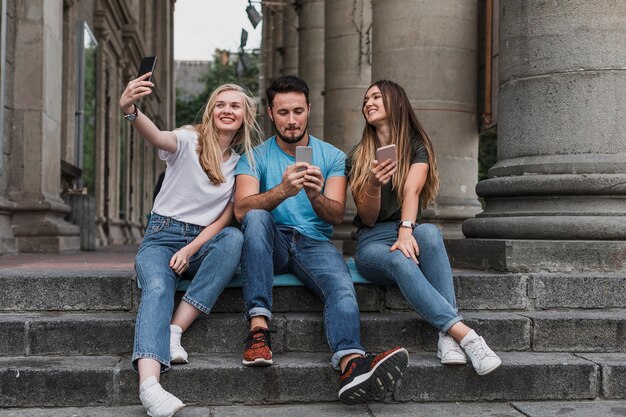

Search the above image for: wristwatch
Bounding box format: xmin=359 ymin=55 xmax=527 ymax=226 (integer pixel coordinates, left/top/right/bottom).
xmin=398 ymin=220 xmax=416 ymax=230
xmin=123 ymin=104 xmax=139 ymax=122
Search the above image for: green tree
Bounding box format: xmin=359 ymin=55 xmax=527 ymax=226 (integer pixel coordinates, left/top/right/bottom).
xmin=176 ymin=49 xmax=260 ymax=127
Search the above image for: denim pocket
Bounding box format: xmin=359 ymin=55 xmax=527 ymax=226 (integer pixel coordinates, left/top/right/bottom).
xmin=144 ymin=218 xmax=166 ymax=236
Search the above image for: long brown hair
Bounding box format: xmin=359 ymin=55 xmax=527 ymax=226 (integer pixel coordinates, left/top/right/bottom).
xmin=195 ymin=84 xmax=262 ymax=184
xmin=348 ymin=80 xmax=439 ymax=208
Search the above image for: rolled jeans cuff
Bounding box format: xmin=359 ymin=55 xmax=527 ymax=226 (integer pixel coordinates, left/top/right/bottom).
xmin=332 ymin=348 xmax=367 ymax=371
xmin=131 ymin=352 xmax=170 ymax=373
xmin=245 ymin=307 xmax=273 ymax=322
xmin=182 ymin=295 xmax=212 ymax=315
xmin=441 ymin=315 xmax=464 ymax=334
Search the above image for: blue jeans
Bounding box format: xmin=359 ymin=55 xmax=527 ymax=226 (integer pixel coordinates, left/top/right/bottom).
xmin=132 ymin=213 xmax=243 ymax=372
xmin=241 ymin=210 xmax=365 ymax=369
xmin=355 ymin=222 xmax=462 ymax=333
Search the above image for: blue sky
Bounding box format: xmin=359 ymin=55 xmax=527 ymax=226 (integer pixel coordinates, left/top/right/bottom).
xmin=174 ymin=0 xmax=263 ymax=61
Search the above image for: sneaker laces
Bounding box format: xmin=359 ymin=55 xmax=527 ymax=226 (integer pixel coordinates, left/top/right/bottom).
xmin=440 ymin=334 xmax=464 ymax=354
xmin=142 ymin=383 xmax=176 ymax=406
xmin=464 ymin=336 xmax=495 ymax=360
xmin=243 ymin=327 xmax=275 ymax=349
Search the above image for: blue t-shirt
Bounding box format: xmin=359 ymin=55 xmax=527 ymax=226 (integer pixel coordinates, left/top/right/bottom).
xmin=235 ymin=135 xmax=346 ymax=241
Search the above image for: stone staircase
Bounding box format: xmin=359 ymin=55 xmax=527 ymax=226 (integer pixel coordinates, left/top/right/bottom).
xmin=0 ymin=264 xmax=625 ymax=415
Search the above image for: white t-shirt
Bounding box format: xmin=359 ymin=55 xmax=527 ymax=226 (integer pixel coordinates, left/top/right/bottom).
xmin=151 ymin=128 xmax=239 ymax=226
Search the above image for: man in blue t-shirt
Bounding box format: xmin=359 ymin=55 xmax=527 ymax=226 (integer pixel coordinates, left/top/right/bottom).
xmin=234 ymin=75 xmax=407 ymax=404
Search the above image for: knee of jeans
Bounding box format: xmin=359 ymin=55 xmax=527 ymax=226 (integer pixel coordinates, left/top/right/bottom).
xmin=140 ymin=279 xmax=173 ymax=301
xmin=242 ymin=209 xmax=273 ymax=231
xmin=328 ymin=285 xmax=358 ymax=309
xmin=218 ymin=227 xmax=244 ymax=250
xmin=414 ymin=223 xmax=444 ymax=250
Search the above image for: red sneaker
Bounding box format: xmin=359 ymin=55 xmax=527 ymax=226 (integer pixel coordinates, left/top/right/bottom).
xmin=242 ymin=326 xmax=274 ymax=367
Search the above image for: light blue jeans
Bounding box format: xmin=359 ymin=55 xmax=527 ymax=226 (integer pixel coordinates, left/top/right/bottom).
xmin=355 ymin=222 xmax=462 ymax=333
xmin=132 ymin=213 xmax=243 ymax=372
xmin=240 ymin=209 xmax=366 ymax=369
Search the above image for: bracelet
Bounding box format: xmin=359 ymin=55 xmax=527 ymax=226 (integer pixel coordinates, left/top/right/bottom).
xmin=364 ymin=190 xmax=381 ymax=198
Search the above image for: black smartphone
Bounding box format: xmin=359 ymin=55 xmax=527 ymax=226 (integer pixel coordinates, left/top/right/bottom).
xmin=137 ymin=56 xmax=157 ymax=81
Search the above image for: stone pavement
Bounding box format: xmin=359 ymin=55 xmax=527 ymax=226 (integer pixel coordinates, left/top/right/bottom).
xmin=1 ymin=401 xmax=626 ymax=417
xmin=0 ymin=245 xmax=138 ymax=271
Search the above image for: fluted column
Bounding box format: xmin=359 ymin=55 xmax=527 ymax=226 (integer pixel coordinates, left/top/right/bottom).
xmin=371 ymin=0 xmax=482 ymax=238
xmin=324 ymin=0 xmax=371 ymax=153
xmin=281 ymin=1 xmax=298 ymax=76
xmin=297 ymin=0 xmax=324 ymax=137
xmin=9 ymin=0 xmax=79 ymax=252
xmin=463 ymin=0 xmax=626 ymax=241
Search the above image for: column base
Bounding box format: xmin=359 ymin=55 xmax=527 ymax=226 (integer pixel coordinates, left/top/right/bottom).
xmin=10 ymin=196 xmax=81 ymax=253
xmin=16 ymin=235 xmax=81 ymax=253
xmin=446 ymin=238 xmax=626 ymax=272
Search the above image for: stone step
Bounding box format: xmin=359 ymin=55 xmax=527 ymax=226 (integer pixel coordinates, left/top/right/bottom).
xmin=2 ymin=400 xmax=626 ymax=417
xmin=4 ymin=268 xmax=626 ymax=313
xmin=0 ymin=352 xmax=605 ymax=407
xmin=0 ymin=311 xmax=535 ymax=356
xmin=3 ymin=309 xmax=626 ymax=357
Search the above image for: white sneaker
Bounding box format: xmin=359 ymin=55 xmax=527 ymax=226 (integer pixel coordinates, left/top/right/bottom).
xmin=437 ymin=332 xmax=467 ymax=365
xmin=140 ymin=378 xmax=185 ymax=417
xmin=170 ymin=325 xmax=188 ymax=364
xmin=460 ymin=330 xmax=502 ymax=376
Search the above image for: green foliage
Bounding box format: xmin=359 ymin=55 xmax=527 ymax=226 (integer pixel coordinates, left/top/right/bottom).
xmin=478 ymin=128 xmax=497 ymax=181
xmin=176 ymin=50 xmax=260 ymax=127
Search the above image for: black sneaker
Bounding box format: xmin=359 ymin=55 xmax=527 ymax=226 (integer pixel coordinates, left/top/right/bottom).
xmin=338 ymin=347 xmax=409 ymax=404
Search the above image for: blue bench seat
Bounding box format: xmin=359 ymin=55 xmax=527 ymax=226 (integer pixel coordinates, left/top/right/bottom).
xmin=170 ymin=257 xmax=372 ymax=292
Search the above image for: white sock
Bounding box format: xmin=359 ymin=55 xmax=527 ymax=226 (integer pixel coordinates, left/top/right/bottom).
xmin=140 ymin=375 xmax=158 ymax=393
xmin=170 ymin=324 xmax=183 ymax=342
xmin=460 ymin=330 xmax=479 ymax=347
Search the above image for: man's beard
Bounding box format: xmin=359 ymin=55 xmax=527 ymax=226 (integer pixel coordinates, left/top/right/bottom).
xmin=274 ymin=121 xmax=308 ymax=144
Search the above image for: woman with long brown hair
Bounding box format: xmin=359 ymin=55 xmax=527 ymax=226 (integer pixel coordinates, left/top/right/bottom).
xmin=347 ymin=80 xmax=501 ymax=376
xmin=120 ymin=73 xmax=261 ymax=417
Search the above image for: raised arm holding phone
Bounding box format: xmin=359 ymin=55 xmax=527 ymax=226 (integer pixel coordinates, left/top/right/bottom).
xmin=120 ymin=60 xmax=262 ymax=417
xmin=347 ymin=80 xmax=502 ymax=377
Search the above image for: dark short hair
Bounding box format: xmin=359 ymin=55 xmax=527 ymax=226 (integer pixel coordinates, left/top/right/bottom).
xmin=266 ymin=75 xmax=309 ymax=108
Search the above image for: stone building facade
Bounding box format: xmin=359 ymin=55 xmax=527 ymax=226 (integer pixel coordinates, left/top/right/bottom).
xmin=1 ymin=0 xmax=624 ymax=261
xmin=0 ymin=0 xmax=175 ymax=254
xmin=259 ymin=0 xmax=626 ymax=266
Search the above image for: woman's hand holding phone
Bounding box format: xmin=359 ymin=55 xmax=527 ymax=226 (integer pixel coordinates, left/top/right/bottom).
xmin=119 ymin=72 xmax=154 ymax=113
xmin=369 ymin=158 xmax=397 ymax=187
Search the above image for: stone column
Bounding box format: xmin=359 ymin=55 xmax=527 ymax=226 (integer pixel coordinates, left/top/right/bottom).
xmin=271 ymin=4 xmax=283 ymax=80
xmin=281 ymin=1 xmax=298 ymax=76
xmin=324 ymin=0 xmax=371 ymax=153
xmin=297 ymin=0 xmax=324 ymax=138
xmin=9 ymin=0 xmax=79 ymax=252
xmin=0 ymin=0 xmax=16 ymax=254
xmin=371 ymin=0 xmax=482 ymax=238
xmin=456 ymin=0 xmax=626 ymax=271
xmin=259 ymin=3 xmax=275 ymax=135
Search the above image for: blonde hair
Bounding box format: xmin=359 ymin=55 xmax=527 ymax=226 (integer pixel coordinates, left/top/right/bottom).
xmin=349 ymin=80 xmax=439 ymax=208
xmin=194 ymin=84 xmax=262 ymax=184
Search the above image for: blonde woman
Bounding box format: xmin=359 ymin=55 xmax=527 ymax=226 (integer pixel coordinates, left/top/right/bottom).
xmin=347 ymin=80 xmax=501 ymax=377
xmin=120 ymin=73 xmax=261 ymax=417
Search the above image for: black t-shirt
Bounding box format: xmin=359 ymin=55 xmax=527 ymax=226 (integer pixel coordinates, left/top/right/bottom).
xmin=346 ymin=139 xmax=429 ymax=229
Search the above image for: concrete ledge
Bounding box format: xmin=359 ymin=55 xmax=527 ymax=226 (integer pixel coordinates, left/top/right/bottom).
xmin=578 ymin=353 xmax=626 ymax=399
xmin=0 ymin=352 xmax=598 ymax=407
xmin=447 ymin=239 xmax=626 ymax=272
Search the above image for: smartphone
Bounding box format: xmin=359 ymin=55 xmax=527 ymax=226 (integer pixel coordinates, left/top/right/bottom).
xmin=295 ymin=146 xmax=313 ymax=171
xmin=376 ymin=144 xmax=397 ymax=163
xmin=137 ymin=56 xmax=157 ymax=81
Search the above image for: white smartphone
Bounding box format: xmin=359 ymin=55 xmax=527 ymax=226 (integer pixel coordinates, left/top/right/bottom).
xmin=376 ymin=144 xmax=397 ymax=163
xmin=295 ymin=146 xmax=313 ymax=168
